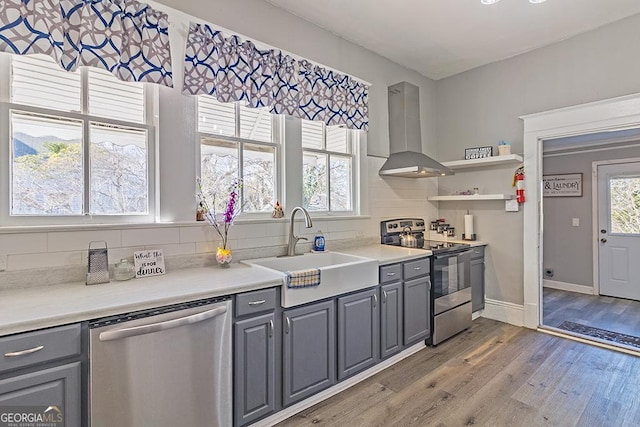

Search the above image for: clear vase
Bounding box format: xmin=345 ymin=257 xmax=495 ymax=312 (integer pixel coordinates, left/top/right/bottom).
xmin=216 ymin=247 xmax=232 ymax=268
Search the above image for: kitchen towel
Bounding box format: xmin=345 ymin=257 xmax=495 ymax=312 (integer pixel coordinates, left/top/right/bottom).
xmin=286 ymin=268 xmax=321 ymax=288
xmin=464 ymin=214 xmax=474 ymax=239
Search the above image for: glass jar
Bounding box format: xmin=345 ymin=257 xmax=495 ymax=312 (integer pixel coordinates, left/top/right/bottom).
xmin=114 ymin=258 xmax=136 ymax=281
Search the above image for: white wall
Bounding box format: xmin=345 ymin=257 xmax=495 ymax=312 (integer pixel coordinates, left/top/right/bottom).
xmin=543 ymin=144 xmax=640 ymax=289
xmin=436 ymin=13 xmax=640 ymax=306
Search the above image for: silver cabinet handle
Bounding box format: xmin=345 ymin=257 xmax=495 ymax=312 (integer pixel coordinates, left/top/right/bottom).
xmin=373 ymin=294 xmax=378 ymax=308
xmin=414 ymin=267 xmax=421 ymax=270
xmin=427 ymin=278 xmax=432 ymax=291
xmin=249 ymin=300 xmax=266 ymax=306
xmin=4 ymin=345 xmax=44 ymax=357
xmin=268 ymin=319 xmax=274 ymax=338
xmin=386 ymin=272 xmax=396 ymax=276
xmin=382 ymin=290 xmax=388 ymax=304
xmin=285 ymin=316 xmax=291 ymax=334
xmin=99 ymin=305 xmax=227 ymax=342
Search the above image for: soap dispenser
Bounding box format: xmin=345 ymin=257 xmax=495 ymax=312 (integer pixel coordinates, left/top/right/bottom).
xmin=313 ymin=231 xmax=325 ymax=252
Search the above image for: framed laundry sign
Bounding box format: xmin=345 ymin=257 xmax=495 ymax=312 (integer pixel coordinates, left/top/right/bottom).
xmin=543 ymin=173 xmax=583 ymax=197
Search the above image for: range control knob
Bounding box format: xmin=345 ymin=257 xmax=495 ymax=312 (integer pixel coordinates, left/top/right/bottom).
xmin=392 ymin=224 xmax=398 ymax=228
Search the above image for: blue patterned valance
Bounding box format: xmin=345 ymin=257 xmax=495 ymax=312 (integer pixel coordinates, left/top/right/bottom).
xmin=183 ymin=23 xmax=368 ymax=131
xmin=0 ymin=0 xmax=173 ymax=87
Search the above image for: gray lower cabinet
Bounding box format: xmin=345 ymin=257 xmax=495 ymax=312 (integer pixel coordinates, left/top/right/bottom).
xmin=380 ymin=281 xmax=403 ymax=359
xmin=234 ymin=313 xmax=276 ymax=426
xmin=0 ymin=362 xmax=81 ymax=426
xmin=337 ymin=288 xmax=379 ymax=380
xmin=282 ymin=300 xmax=336 ymax=407
xmin=403 ymin=276 xmax=431 ymax=345
xmin=471 ymin=247 xmax=486 ymax=312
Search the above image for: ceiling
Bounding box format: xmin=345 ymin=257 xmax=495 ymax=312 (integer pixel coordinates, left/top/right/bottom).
xmin=265 ymin=0 xmax=640 ymax=80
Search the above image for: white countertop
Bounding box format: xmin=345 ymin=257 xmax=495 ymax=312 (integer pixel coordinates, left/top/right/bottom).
xmin=0 ymin=243 xmax=486 ymax=336
xmin=0 ymin=263 xmax=284 ymax=336
xmin=335 ymin=244 xmax=431 ymax=264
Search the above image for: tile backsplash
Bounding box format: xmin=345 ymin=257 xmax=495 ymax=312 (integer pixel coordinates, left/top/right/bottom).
xmin=0 ymin=157 xmax=437 ymax=288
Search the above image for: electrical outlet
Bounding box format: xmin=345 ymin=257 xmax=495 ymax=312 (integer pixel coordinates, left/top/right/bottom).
xmin=572 ymin=218 xmax=580 ymax=227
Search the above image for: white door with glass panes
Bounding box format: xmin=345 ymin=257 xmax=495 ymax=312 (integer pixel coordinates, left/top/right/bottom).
xmin=598 ymin=162 xmax=640 ymax=300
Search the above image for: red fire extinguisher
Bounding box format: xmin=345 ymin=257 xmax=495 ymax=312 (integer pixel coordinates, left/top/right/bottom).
xmin=513 ymin=165 xmax=525 ymax=203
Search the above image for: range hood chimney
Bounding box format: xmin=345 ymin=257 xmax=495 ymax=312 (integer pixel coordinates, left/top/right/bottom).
xmin=379 ymin=82 xmax=453 ymax=178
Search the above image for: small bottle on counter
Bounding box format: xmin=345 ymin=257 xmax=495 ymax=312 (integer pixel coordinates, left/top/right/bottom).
xmin=313 ymin=231 xmax=325 ymax=252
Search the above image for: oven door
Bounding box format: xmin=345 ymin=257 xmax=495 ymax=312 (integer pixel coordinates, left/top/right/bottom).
xmin=432 ymin=250 xmax=472 ymax=315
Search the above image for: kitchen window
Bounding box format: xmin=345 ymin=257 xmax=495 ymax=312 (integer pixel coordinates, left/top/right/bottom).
xmin=0 ymin=54 xmax=156 ymax=224
xmin=198 ymin=97 xmax=282 ymax=214
xmin=302 ymin=121 xmax=356 ymax=213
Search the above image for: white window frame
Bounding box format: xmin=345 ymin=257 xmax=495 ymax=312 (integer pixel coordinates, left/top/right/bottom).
xmin=196 ymin=100 xmax=283 ymax=218
xmin=0 ymin=54 xmax=157 ymax=226
xmin=302 ymin=122 xmax=359 ymax=215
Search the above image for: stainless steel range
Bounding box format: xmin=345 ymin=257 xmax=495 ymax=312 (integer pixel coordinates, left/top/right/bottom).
xmin=380 ymin=218 xmax=473 ymax=345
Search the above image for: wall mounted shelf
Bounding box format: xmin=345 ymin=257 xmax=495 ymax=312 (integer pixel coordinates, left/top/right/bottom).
xmin=441 ymin=154 xmax=523 ymax=170
xmin=428 ymin=194 xmax=514 ymax=201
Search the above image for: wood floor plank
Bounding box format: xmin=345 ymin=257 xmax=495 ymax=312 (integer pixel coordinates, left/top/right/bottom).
xmin=276 ymin=318 xmax=640 ymax=427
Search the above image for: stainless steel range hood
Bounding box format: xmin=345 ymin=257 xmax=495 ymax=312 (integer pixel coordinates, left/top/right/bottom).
xmin=379 ymin=82 xmax=453 ymax=178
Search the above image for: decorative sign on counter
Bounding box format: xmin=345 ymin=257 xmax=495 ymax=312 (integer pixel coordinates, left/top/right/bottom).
xmin=543 ymin=173 xmax=583 ymax=197
xmin=134 ymin=250 xmax=166 ymax=278
xmin=464 ymin=146 xmax=493 ymax=160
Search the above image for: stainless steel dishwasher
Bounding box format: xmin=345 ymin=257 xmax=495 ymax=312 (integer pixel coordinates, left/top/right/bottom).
xmin=89 ymin=296 xmax=232 ymax=427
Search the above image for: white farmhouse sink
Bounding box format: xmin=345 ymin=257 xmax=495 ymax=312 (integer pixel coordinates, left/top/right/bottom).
xmin=242 ymin=252 xmax=378 ymax=308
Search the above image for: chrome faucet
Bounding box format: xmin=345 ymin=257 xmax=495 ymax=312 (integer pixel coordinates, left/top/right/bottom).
xmin=287 ymin=207 xmax=313 ymax=256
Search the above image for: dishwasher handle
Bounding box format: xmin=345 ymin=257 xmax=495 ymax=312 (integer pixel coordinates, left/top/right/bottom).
xmin=99 ymin=305 xmax=228 ymax=342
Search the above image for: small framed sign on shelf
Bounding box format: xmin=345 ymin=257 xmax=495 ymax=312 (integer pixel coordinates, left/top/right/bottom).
xmin=543 ymin=173 xmax=583 ymax=197
xmin=464 ymin=146 xmax=493 ymax=160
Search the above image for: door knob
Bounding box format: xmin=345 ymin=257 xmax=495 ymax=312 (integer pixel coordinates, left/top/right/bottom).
xmin=601 ymin=238 xmax=607 ymax=243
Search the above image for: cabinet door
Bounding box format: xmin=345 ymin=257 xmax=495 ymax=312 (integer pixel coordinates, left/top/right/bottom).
xmin=282 ymin=300 xmax=335 ymax=407
xmin=234 ymin=313 xmax=276 ymax=426
xmin=404 ymin=276 xmax=431 ymax=345
xmin=337 ymin=288 xmax=379 ymax=381
xmin=380 ymin=282 xmax=403 ymax=359
xmin=0 ymin=362 xmax=81 ymax=427
xmin=471 ymin=257 xmax=485 ymax=312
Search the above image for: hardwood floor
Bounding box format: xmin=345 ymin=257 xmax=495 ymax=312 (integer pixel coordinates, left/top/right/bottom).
xmin=277 ymin=318 xmax=640 ymax=427
xmin=543 ymin=287 xmax=640 ymax=338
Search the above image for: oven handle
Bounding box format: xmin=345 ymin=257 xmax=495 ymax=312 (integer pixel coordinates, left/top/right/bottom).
xmin=433 ymin=249 xmax=473 ymax=260
xmin=98 ymin=305 xmax=228 ymax=342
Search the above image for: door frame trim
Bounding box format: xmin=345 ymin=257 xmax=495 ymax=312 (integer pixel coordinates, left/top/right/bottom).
xmin=521 ymin=92 xmax=640 ymax=329
xmin=592 ymin=158 xmax=640 ymax=298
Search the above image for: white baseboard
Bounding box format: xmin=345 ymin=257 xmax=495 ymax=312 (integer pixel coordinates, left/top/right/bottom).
xmin=543 ymin=279 xmax=594 ymax=295
xmin=482 ymin=298 xmax=524 ymax=327
xmin=253 ymin=342 xmax=426 ymax=427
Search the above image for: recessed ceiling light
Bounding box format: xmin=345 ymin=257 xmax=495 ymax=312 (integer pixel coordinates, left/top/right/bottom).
xmin=481 ymin=0 xmax=500 ymax=4
xmin=529 ymin=0 xmax=547 ymax=3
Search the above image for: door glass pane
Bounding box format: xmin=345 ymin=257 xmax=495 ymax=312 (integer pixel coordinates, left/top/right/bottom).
xmin=243 ymin=143 xmax=275 ymax=212
xmin=330 ymin=155 xmax=352 ymax=211
xmin=200 ymin=138 xmax=239 ymax=213
xmin=610 ymin=176 xmax=640 ymax=234
xmin=11 ymin=112 xmax=83 ymax=215
xmin=303 ymin=152 xmax=327 ymax=211
xmin=239 ymin=105 xmax=272 ymax=142
xmin=90 ymin=124 xmax=148 ymax=215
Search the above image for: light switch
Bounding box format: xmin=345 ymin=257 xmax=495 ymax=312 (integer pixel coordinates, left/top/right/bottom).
xmin=572 ymin=218 xmax=580 ymax=227
xmin=505 ymin=199 xmax=519 ymax=212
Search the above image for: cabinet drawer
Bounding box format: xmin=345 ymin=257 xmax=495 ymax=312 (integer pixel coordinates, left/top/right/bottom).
xmin=470 ymin=246 xmax=485 ymax=260
xmin=0 ymin=324 xmax=81 ymax=374
xmin=403 ymin=258 xmax=430 ymax=280
xmin=379 ymin=264 xmax=402 ymax=284
xmin=235 ymin=288 xmax=277 ymax=317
